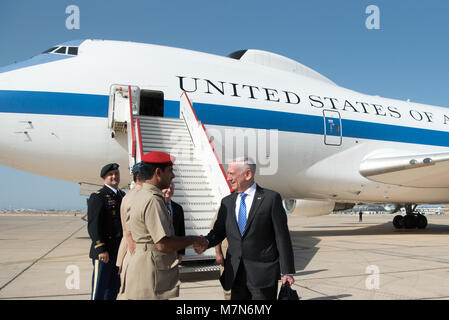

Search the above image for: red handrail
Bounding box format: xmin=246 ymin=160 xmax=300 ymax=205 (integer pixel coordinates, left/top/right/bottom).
xmin=182 ymin=91 xmax=233 ymax=193
xmin=128 ymin=85 xmax=136 ymax=158
xmin=202 ymin=123 xmax=233 ymax=192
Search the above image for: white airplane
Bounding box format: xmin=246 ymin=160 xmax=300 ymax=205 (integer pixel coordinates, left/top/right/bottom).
xmin=1 ymin=39 xmax=449 ymax=252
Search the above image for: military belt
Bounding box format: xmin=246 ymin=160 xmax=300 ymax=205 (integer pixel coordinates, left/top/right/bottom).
xmin=135 ymin=243 xmax=157 ymax=252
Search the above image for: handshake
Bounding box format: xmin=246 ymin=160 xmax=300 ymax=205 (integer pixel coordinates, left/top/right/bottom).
xmin=192 ymin=235 xmax=208 ymax=254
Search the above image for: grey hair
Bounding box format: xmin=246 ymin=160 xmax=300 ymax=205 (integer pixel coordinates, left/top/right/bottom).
xmin=232 ymin=157 xmax=256 ymax=175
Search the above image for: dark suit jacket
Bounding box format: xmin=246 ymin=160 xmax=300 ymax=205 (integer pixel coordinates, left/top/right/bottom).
xmin=87 ymin=185 xmax=125 ymax=260
xmin=206 ymin=184 xmax=295 ymax=290
xmin=170 ymin=200 xmax=186 ymax=255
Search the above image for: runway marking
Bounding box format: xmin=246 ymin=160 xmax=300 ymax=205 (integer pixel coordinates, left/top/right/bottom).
xmin=0 ymin=253 xmax=87 ymax=266
xmin=0 ymin=222 xmax=87 ymax=292
xmin=319 ymin=242 xmax=449 ymax=265
xmin=298 ymin=266 xmax=449 ymax=282
xmin=0 ymin=292 xmax=91 ymax=300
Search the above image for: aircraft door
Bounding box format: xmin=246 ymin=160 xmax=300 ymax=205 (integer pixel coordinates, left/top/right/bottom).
xmin=323 ymin=110 xmax=342 ymax=146
xmin=108 ymin=85 xmax=140 ymax=132
xmin=139 ymin=90 xmax=164 ymax=117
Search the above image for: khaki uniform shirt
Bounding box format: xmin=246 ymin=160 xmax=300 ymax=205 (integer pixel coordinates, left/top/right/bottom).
xmin=123 ymin=183 xmax=180 ymax=300
xmin=117 ymin=184 xmax=142 ymax=271
xmin=116 ymin=184 xmax=142 ymax=299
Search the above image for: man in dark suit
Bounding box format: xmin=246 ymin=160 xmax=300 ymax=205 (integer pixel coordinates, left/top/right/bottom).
xmin=195 ymin=158 xmax=295 ymax=300
xmin=162 ymin=182 xmax=186 ymax=262
xmin=87 ymin=163 xmax=126 ymax=300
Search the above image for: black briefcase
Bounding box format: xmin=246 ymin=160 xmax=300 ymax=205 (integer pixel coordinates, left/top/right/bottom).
xmin=278 ymin=282 xmax=300 ymax=300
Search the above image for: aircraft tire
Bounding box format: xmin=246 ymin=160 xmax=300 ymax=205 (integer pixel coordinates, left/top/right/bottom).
xmin=393 ymin=215 xmax=404 ymax=229
xmin=417 ymin=214 xmax=428 ymax=229
xmin=404 ymin=214 xmax=417 ymax=229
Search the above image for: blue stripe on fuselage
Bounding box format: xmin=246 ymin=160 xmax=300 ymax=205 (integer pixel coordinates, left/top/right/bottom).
xmin=0 ymin=90 xmax=108 ymax=117
xmin=1 ymin=90 xmax=449 ymax=148
xmin=192 ymin=102 xmax=449 ymax=148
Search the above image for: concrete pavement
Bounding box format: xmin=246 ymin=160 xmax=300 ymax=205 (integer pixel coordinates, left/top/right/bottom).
xmin=1 ymin=212 xmax=449 ymax=300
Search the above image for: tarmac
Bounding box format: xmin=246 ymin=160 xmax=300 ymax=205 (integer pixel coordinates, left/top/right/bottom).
xmin=1 ymin=212 xmax=449 ymax=300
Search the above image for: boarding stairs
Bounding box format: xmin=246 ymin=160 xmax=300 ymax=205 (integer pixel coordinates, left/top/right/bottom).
xmin=109 ymin=86 xmax=231 ymax=273
xmin=136 ymin=116 xmax=219 ymax=262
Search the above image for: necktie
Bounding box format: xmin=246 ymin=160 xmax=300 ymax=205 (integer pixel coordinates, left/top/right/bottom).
xmin=238 ymin=193 xmax=248 ymax=235
xmin=166 ymin=202 xmax=172 ymax=218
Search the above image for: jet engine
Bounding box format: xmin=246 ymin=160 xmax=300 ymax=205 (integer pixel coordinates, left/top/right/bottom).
xmin=282 ymin=199 xmax=355 ymax=217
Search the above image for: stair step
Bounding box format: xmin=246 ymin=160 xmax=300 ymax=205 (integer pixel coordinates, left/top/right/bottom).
xmin=174 ymin=159 xmax=203 ymax=164
xmin=139 ymin=125 xmax=188 ymax=133
xmin=173 ymin=167 xmax=206 ymax=173
xmin=173 ymin=189 xmax=213 ymax=197
xmin=172 ymin=194 xmax=214 ymax=200
xmin=143 ymin=146 xmax=195 ymax=154
xmin=140 ymin=130 xmax=190 ymax=138
xmin=142 ymin=142 xmax=194 ymax=150
xmin=172 ymin=177 xmax=209 ymax=185
xmin=172 ymin=159 xmax=206 ymax=166
xmin=138 ymin=122 xmax=186 ymax=128
xmin=184 ymin=215 xmax=215 ymax=222
xmin=141 ymin=137 xmax=193 ymax=144
xmin=185 ymin=229 xmax=214 ymax=237
xmin=178 ymin=204 xmax=217 ymax=212
xmin=172 ymin=198 xmax=216 ymax=206
xmin=136 ymin=116 xmax=185 ymax=124
xmin=185 ymin=220 xmax=214 ymax=229
xmin=173 ymin=167 xmax=205 ymax=173
xmin=179 ymin=260 xmax=220 ymax=271
xmin=139 ymin=124 xmax=189 ymax=132
xmin=175 ymin=193 xmax=214 ymax=198
xmin=173 ymin=174 xmax=209 ymax=179
xmin=174 ymin=199 xmax=217 ymax=206
xmin=175 ymin=187 xmax=212 ymax=191
xmin=184 ymin=248 xmax=216 ymax=259
xmin=183 ymin=210 xmax=217 ymax=217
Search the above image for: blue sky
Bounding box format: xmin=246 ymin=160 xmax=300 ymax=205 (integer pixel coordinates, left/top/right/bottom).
xmin=0 ymin=0 xmax=448 ymax=209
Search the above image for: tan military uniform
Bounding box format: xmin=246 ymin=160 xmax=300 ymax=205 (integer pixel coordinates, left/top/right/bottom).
xmin=122 ymin=183 xmax=180 ymax=300
xmin=116 ymin=184 xmax=142 ymax=300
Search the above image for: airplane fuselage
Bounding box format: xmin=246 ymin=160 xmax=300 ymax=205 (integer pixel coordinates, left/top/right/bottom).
xmin=1 ymin=39 xmax=449 ymax=204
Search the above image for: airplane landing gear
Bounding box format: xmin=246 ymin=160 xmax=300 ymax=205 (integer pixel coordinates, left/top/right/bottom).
xmin=392 ymin=204 xmax=427 ymax=229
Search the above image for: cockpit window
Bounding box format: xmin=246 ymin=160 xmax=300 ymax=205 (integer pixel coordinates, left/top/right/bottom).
xmin=42 ymin=45 xmax=79 ymax=56
xmin=228 ymin=50 xmax=248 ymax=60
xmin=42 ymin=47 xmax=58 ymax=54
xmin=67 ymin=47 xmax=78 ymax=55
xmin=54 ymin=47 xmax=67 ymax=54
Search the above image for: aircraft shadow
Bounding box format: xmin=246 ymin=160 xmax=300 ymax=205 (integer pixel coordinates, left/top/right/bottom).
xmin=288 ymin=220 xmax=449 ymax=282
xmin=181 ymin=221 xmax=449 ymax=287
xmin=295 ymin=221 xmax=449 ymax=238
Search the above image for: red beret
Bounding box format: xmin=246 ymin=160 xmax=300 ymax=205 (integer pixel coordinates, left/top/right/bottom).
xmin=141 ymin=151 xmax=175 ymax=164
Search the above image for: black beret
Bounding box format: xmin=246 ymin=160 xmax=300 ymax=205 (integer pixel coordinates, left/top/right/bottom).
xmin=100 ymin=163 xmax=119 ymax=178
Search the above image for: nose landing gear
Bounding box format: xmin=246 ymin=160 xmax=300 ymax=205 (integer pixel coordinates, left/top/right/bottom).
xmin=392 ymin=204 xmax=428 ymax=229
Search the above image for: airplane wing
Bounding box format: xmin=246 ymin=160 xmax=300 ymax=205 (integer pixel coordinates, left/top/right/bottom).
xmin=359 ymin=151 xmax=449 ymax=188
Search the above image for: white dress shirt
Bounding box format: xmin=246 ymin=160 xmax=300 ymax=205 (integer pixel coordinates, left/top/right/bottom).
xmin=104 ymin=184 xmax=118 ymax=194
xmin=235 ymin=182 xmax=257 ymax=222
